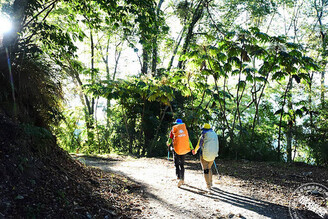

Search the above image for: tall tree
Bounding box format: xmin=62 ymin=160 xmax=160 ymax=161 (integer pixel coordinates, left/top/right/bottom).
xmin=178 ymin=0 xmax=205 ymax=69
xmin=313 ymin=0 xmax=328 ymax=108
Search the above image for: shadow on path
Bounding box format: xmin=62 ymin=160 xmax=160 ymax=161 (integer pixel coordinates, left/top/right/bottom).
xmin=180 ymin=184 xmax=290 ymax=219
xmin=75 ymin=155 xmax=291 ymax=219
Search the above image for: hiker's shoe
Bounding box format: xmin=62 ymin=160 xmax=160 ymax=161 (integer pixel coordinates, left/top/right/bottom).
xmin=177 ymin=179 xmax=184 ymax=188
xmin=205 ymin=186 xmax=212 ymax=193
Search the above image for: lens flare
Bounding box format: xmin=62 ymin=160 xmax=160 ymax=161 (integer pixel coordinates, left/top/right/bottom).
xmin=0 ymin=16 xmax=12 ymax=34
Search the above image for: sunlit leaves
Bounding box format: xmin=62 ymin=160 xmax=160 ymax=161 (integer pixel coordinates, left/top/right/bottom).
xmin=228 ymin=56 xmax=242 ymax=66
xmin=217 ymin=52 xmax=227 ymax=62
xmin=224 ymin=63 xmax=232 ymax=72
xmin=237 ymin=80 xmax=246 ymax=90
xmin=301 ymin=56 xmax=320 ymax=71
xmin=286 ymin=42 xmax=303 ymax=50
xmin=255 ymin=76 xmax=266 ymax=82
xmin=243 ymin=67 xmax=256 ymax=75
xmin=250 ymin=46 xmax=268 ymax=59
xmin=272 ymin=71 xmax=286 ymax=81
xmin=274 ymin=109 xmax=283 ymax=115
xmin=201 ymin=69 xmax=213 ymax=76
xmin=295 ymin=109 xmax=303 ymax=117
xmin=85 ymin=76 xmax=175 ymax=106
xmin=251 ymin=29 xmax=270 ymax=43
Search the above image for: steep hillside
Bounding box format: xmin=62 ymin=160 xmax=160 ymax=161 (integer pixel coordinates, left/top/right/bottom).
xmin=0 ymin=113 xmax=145 ymax=218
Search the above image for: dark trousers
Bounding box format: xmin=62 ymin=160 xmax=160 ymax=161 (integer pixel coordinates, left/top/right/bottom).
xmin=174 ymin=151 xmax=185 ymax=180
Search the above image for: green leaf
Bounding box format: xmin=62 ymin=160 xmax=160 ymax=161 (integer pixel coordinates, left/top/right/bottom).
xmin=255 ymin=31 xmax=270 ymax=43
xmin=272 ymin=71 xmax=286 ymax=81
xmin=137 ymin=81 xmax=146 ymax=88
xmin=286 ymin=42 xmax=302 ymax=50
xmin=243 ymin=68 xmax=256 ymax=74
xmin=213 ymin=94 xmax=219 ymax=101
xmin=224 ymin=63 xmax=232 ymax=72
xmin=219 ymin=90 xmax=232 ymax=99
xmin=237 ymin=81 xmax=246 ymax=89
xmin=246 ymin=74 xmax=253 ymax=82
xmin=292 ymin=75 xmax=301 ymax=83
xmin=216 ymin=52 xmax=227 ymax=61
xmin=274 ymin=109 xmax=283 ymax=115
xmin=211 ymin=101 xmax=216 ymax=108
xmin=295 ymin=109 xmax=303 ymax=117
xmin=228 ymin=56 xmax=241 ymax=66
xmin=203 ymin=89 xmax=211 ymax=95
xmin=289 ymin=49 xmax=302 ymax=58
xmin=231 ymin=69 xmax=240 ymax=76
xmin=251 ymin=47 xmax=267 ymax=58
xmin=201 ymin=69 xmax=213 ymax=76
xmin=255 ymin=76 xmax=266 ymax=82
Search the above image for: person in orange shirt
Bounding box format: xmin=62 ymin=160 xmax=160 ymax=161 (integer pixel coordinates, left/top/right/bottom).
xmin=167 ymin=119 xmax=194 ymax=187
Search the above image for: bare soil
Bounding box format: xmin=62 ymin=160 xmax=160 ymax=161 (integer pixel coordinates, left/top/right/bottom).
xmin=0 ymin=113 xmax=145 ymax=218
xmin=78 ymin=154 xmax=328 ymax=219
xmin=2 ymin=110 xmax=327 ymax=219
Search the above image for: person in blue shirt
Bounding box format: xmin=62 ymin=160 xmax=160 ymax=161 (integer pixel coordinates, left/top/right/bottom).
xmin=193 ymin=123 xmax=219 ymax=191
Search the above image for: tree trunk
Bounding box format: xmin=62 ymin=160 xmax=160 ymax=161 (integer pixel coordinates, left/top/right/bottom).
xmin=113 ymin=42 xmax=122 ymax=81
xmin=286 ymin=80 xmax=293 ymax=162
xmin=141 ymin=46 xmax=149 ymax=75
xmin=277 ymin=77 xmax=292 ymax=161
xmin=85 ymin=30 xmax=95 ymax=145
xmin=121 ymin=102 xmax=133 ymax=154
xmin=321 ymin=71 xmax=325 ymax=108
xmin=309 ymin=72 xmax=314 ymax=129
xmin=315 ymin=0 xmax=327 ymax=108
xmin=151 ymin=0 xmax=164 ymax=76
xmin=167 ymin=27 xmax=185 ymax=71
xmin=177 ymin=1 xmax=204 ymax=69
xmin=139 ymin=96 xmax=146 ymax=156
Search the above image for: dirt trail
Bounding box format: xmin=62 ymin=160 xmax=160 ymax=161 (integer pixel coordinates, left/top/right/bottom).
xmin=78 ymin=155 xmax=291 ymax=219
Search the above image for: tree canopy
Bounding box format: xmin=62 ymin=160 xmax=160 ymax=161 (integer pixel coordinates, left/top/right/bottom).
xmin=1 ymin=0 xmax=328 ymax=166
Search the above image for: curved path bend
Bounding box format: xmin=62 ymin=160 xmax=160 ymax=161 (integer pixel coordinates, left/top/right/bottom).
xmin=79 ymin=155 xmax=290 ymax=219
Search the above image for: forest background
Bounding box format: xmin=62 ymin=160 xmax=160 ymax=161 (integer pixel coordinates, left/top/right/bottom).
xmin=1 ymin=0 xmax=328 ymax=166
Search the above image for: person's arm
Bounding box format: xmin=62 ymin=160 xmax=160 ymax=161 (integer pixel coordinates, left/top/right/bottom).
xmin=167 ymin=129 xmax=173 ymax=146
xmin=189 ymin=139 xmax=194 ymax=150
xmin=194 ymin=137 xmax=201 ymax=153
xmin=194 ymin=133 xmax=204 ymax=154
xmin=190 ymin=139 xmax=195 ymax=155
xmin=167 ymin=138 xmax=172 ymax=146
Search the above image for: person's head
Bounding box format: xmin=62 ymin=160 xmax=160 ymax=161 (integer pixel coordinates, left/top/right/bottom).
xmin=201 ymin=123 xmax=211 ymax=130
xmin=175 ymin=118 xmax=183 ymax=124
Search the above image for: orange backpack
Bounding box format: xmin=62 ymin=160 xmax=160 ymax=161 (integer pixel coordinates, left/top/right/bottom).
xmin=172 ymin=123 xmax=190 ymax=155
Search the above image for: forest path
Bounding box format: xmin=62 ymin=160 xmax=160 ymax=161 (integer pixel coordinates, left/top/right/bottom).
xmin=78 ymin=155 xmax=291 ymax=219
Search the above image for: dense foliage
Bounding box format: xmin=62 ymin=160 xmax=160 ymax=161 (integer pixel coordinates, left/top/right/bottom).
xmin=1 ymin=0 xmax=328 ymax=166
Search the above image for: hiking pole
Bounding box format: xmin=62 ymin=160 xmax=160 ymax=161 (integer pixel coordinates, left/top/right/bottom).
xmin=213 ymin=160 xmax=221 ymax=181
xmin=213 ymin=160 xmax=219 ymax=175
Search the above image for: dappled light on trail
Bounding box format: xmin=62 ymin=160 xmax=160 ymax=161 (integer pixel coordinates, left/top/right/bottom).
xmin=76 ymin=155 xmax=305 ymax=218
